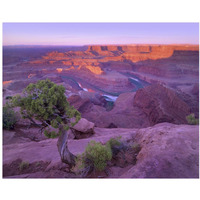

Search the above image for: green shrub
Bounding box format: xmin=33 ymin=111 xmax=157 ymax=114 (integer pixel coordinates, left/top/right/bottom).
xmin=131 ymin=143 xmax=141 ymax=153
xmin=11 ymin=79 xmax=81 ymax=135
xmin=186 ymin=113 xmax=199 ymax=125
xmin=3 ymin=106 xmax=17 ymax=130
xmin=44 ymin=130 xmax=59 ymax=138
xmin=106 ymin=136 xmax=129 ymax=157
xmin=6 ymin=96 xmax=12 ymax=100
xmin=106 ymin=136 xmax=122 ymax=148
xmin=85 ymin=141 xmax=112 ymax=171
xmin=73 ymin=140 xmax=112 ymax=175
xmin=19 ymin=161 xmax=29 ymax=171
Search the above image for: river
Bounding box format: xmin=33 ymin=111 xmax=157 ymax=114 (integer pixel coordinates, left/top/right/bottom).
xmin=61 ymin=73 xmax=149 ymax=102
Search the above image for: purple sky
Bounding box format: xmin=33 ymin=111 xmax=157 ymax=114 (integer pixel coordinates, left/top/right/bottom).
xmin=3 ymin=23 xmax=199 ymax=46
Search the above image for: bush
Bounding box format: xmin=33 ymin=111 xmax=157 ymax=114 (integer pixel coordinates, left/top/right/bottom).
xmin=106 ymin=136 xmax=122 ymax=148
xmin=186 ymin=113 xmax=199 ymax=125
xmin=19 ymin=161 xmax=29 ymax=171
xmin=73 ymin=140 xmax=112 ymax=175
xmin=11 ymin=79 xmax=81 ymax=134
xmin=6 ymin=96 xmax=12 ymax=100
xmin=44 ymin=130 xmax=59 ymax=138
xmin=3 ymin=106 xmax=17 ymax=130
xmin=85 ymin=141 xmax=112 ymax=171
xmin=131 ymin=143 xmax=141 ymax=153
xmin=106 ymin=136 xmax=129 ymax=156
xmin=10 ymin=79 xmax=81 ymax=166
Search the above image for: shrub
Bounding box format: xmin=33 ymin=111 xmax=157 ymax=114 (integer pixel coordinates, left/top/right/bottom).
xmin=11 ymin=79 xmax=81 ymax=133
xmin=73 ymin=140 xmax=112 ymax=175
xmin=106 ymin=136 xmax=122 ymax=148
xmin=6 ymin=96 xmax=12 ymax=100
xmin=131 ymin=143 xmax=141 ymax=153
xmin=106 ymin=136 xmax=129 ymax=156
xmin=3 ymin=106 xmax=17 ymax=130
xmin=85 ymin=141 xmax=112 ymax=171
xmin=44 ymin=130 xmax=59 ymax=138
xmin=186 ymin=113 xmax=199 ymax=125
xmin=19 ymin=161 xmax=29 ymax=171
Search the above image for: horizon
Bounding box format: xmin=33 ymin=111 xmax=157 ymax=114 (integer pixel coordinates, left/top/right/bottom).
xmin=3 ymin=43 xmax=199 ymax=47
xmin=3 ymin=23 xmax=199 ymax=46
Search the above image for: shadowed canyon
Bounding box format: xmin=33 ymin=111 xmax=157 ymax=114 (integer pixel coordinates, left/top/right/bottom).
xmin=3 ymin=44 xmax=199 ymax=178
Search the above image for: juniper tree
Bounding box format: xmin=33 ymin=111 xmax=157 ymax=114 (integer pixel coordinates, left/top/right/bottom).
xmin=12 ymin=79 xmax=81 ymax=166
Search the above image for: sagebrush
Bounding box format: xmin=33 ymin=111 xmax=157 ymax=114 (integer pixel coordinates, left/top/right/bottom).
xmin=3 ymin=105 xmax=17 ymax=130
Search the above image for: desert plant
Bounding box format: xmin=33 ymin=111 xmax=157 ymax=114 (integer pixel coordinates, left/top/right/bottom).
xmin=73 ymin=140 xmax=112 ymax=176
xmin=131 ymin=143 xmax=141 ymax=153
xmin=3 ymin=105 xmax=17 ymax=130
xmin=19 ymin=161 xmax=29 ymax=171
xmin=11 ymin=79 xmax=81 ymax=166
xmin=106 ymin=136 xmax=122 ymax=148
xmin=5 ymin=96 xmax=12 ymax=100
xmin=106 ymin=136 xmax=129 ymax=156
xmin=44 ymin=130 xmax=58 ymax=138
xmin=186 ymin=113 xmax=199 ymax=125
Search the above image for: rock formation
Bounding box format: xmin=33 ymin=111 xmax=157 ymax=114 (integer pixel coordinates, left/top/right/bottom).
xmin=3 ymin=123 xmax=199 ymax=178
xmin=120 ymin=123 xmax=199 ymax=178
xmin=133 ymin=84 xmax=191 ymax=125
xmin=71 ymin=118 xmax=95 ymax=139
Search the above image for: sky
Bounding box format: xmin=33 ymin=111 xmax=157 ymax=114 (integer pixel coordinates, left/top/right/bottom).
xmin=3 ymin=23 xmax=199 ymax=46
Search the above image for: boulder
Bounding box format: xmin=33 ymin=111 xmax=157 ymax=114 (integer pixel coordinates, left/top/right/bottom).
xmin=133 ymin=84 xmax=190 ymax=125
xmin=120 ymin=123 xmax=199 ymax=178
xmin=71 ymin=118 xmax=95 ymax=139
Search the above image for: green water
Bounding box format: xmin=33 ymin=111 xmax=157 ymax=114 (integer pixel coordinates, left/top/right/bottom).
xmin=61 ymin=73 xmax=149 ymax=101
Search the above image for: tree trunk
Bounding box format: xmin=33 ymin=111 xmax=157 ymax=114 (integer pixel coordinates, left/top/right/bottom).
xmin=57 ymin=125 xmax=76 ymax=168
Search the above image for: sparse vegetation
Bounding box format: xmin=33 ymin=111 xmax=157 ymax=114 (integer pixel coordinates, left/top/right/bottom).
xmin=72 ymin=138 xmax=141 ymax=177
xmin=106 ymin=136 xmax=122 ymax=148
xmin=44 ymin=130 xmax=58 ymax=138
xmin=6 ymin=96 xmax=12 ymax=100
xmin=186 ymin=113 xmax=199 ymax=125
xmin=106 ymin=136 xmax=128 ymax=156
xmin=11 ymin=79 xmax=81 ymax=166
xmin=73 ymin=140 xmax=112 ymax=176
xmin=19 ymin=161 xmax=29 ymax=171
xmin=85 ymin=141 xmax=112 ymax=171
xmin=11 ymin=79 xmax=81 ymax=137
xmin=3 ymin=105 xmax=17 ymax=130
xmin=131 ymin=143 xmax=141 ymax=153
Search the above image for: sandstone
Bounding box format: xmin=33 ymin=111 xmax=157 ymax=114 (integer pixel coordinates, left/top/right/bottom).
xmin=82 ymin=92 xmax=150 ymax=129
xmin=120 ymin=123 xmax=199 ymax=178
xmin=191 ymin=83 xmax=199 ymax=96
xmin=68 ymin=95 xmax=92 ymax=112
xmin=3 ymin=123 xmax=199 ymax=178
xmin=71 ymin=118 xmax=95 ymax=139
xmin=133 ymin=84 xmax=190 ymax=125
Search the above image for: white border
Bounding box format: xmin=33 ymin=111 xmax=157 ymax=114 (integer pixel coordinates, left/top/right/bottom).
xmin=0 ymin=1 xmax=200 ymax=200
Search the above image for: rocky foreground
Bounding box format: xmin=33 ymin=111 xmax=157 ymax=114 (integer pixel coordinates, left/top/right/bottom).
xmin=3 ymin=44 xmax=199 ymax=178
xmin=3 ymin=122 xmax=199 ymax=178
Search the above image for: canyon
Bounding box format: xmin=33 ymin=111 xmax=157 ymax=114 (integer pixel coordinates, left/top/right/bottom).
xmin=3 ymin=44 xmax=199 ymax=178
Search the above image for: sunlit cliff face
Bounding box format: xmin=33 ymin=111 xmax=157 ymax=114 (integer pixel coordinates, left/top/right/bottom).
xmin=65 ymin=66 xmax=75 ymax=71
xmin=56 ymin=68 xmax=63 ymax=73
xmin=26 ymin=45 xmax=199 ymax=71
xmin=77 ymin=65 xmax=103 ymax=75
xmin=85 ymin=65 xmax=103 ymax=75
xmin=56 ymin=65 xmax=103 ymax=75
xmin=3 ymin=80 xmax=13 ymax=85
xmin=28 ymin=74 xmax=36 ymax=78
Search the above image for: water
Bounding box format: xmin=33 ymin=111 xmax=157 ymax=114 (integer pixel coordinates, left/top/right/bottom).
xmin=77 ymin=82 xmax=88 ymax=92
xmin=61 ymin=73 xmax=148 ymax=102
xmin=102 ymin=94 xmax=118 ymax=102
